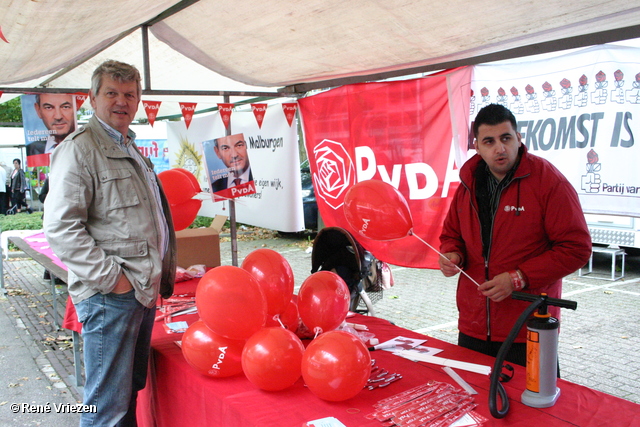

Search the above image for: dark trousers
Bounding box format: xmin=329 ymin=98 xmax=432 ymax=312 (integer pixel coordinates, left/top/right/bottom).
xmin=11 ymin=190 xmax=27 ymax=210
xmin=458 ymin=332 xmax=561 ymax=377
xmin=0 ymin=191 xmax=6 ymax=215
xmin=458 ymin=332 xmax=527 ymax=367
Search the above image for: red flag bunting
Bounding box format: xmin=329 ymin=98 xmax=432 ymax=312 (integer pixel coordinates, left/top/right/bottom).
xmin=217 ymin=103 xmax=234 ymax=129
xmin=282 ymin=103 xmax=298 ymax=127
xmin=143 ymin=100 xmax=162 ymax=127
xmin=74 ymin=93 xmax=88 ymax=111
xmin=251 ymin=103 xmax=268 ymax=128
xmin=179 ymin=102 xmax=197 ymax=129
xmin=0 ymin=27 xmax=8 ymax=43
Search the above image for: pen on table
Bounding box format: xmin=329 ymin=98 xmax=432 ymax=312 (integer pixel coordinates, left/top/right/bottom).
xmin=368 ymin=342 xmax=397 ymax=351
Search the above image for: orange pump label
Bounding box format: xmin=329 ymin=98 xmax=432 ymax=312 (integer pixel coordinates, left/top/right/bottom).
xmin=526 ymin=330 xmax=540 ymax=393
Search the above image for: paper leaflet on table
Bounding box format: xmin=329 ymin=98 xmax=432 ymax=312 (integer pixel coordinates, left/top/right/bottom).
xmin=394 ymin=344 xmax=443 ymax=357
xmin=304 ymin=417 xmax=346 ymax=427
xmin=375 ymin=336 xmax=427 ymax=351
xmin=394 ymin=350 xmax=492 ymax=375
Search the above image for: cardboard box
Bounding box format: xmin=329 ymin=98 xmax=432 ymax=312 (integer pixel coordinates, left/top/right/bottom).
xmin=175 ymin=228 xmax=221 ymax=269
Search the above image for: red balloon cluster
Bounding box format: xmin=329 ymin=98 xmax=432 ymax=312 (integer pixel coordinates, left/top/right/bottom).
xmin=180 ymin=249 xmax=370 ymax=401
xmin=301 ymin=330 xmax=372 ymax=401
xmin=158 ymin=168 xmax=202 ymax=231
xmin=343 ymin=179 xmax=413 ymax=241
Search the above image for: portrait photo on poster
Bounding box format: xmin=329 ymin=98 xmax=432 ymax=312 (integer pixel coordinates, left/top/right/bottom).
xmin=202 ymin=133 xmax=256 ymax=201
xmin=20 ymin=93 xmax=78 ymax=167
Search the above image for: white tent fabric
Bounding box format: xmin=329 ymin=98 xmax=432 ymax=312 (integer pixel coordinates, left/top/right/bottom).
xmin=1 ymin=0 xmax=640 ymax=95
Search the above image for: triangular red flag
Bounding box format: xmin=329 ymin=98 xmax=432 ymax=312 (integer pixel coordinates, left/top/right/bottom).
xmin=251 ymin=103 xmax=268 ymax=128
xmin=143 ymin=100 xmax=162 ymax=127
xmin=0 ymin=27 xmax=8 ymax=44
xmin=179 ymin=102 xmax=197 ymax=129
xmin=218 ymin=103 xmax=234 ymax=129
xmin=282 ymin=103 xmax=298 ymax=127
xmin=74 ymin=93 xmax=88 ymax=111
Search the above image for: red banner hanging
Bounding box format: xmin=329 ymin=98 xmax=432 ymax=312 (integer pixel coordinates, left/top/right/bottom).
xmin=218 ymin=103 xmax=234 ymax=129
xmin=180 ymin=102 xmax=197 ymax=129
xmin=298 ymin=68 xmax=472 ymax=269
xmin=251 ymin=103 xmax=267 ymax=128
xmin=282 ymin=103 xmax=298 ymax=127
xmin=143 ymin=100 xmax=162 ymax=127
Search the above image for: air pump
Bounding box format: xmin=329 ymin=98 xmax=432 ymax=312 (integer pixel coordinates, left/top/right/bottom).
xmin=488 ymin=292 xmax=577 ymax=418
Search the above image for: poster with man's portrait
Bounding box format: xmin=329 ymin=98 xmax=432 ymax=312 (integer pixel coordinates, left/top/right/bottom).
xmin=21 ymin=93 xmax=77 ymax=167
xmin=202 ymin=133 xmax=256 ymax=201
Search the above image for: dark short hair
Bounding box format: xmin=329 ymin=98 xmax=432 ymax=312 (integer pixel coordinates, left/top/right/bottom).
xmin=13 ymin=158 xmax=21 ymax=166
xmin=473 ymin=104 xmax=517 ymax=138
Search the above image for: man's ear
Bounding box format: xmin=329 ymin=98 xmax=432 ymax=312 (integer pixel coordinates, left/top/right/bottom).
xmin=88 ymin=91 xmax=96 ymax=109
xmin=34 ymin=103 xmax=43 ymax=119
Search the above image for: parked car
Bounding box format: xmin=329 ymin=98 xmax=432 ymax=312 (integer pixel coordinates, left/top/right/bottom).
xmin=300 ymin=159 xmax=318 ymax=230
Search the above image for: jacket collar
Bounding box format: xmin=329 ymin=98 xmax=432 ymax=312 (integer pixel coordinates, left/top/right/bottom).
xmin=85 ymin=116 xmax=133 ymax=159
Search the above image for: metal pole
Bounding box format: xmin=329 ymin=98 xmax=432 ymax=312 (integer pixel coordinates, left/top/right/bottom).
xmin=224 ymin=95 xmax=239 ymax=267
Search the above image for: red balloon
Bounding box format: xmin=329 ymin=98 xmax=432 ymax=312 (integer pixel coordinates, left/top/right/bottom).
xmin=241 ymin=249 xmax=294 ymax=316
xmin=196 ymin=266 xmax=267 ymax=340
xmin=242 ymin=327 xmax=305 ymax=391
xmin=171 ymin=198 xmax=202 ymax=231
xmin=301 ymin=330 xmax=372 ymax=401
xmin=265 ymin=300 xmax=300 ymax=332
xmin=343 ymin=180 xmax=413 ymax=241
xmin=297 ymin=271 xmax=349 ymax=334
xmin=173 ymin=167 xmax=201 ymax=192
xmin=158 ymin=169 xmax=198 ymax=206
xmin=181 ymin=320 xmax=245 ymax=378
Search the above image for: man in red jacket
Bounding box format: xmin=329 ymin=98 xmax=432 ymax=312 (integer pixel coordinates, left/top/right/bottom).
xmin=439 ymin=103 xmax=591 ymax=366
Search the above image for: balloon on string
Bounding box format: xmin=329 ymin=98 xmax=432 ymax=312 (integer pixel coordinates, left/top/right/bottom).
xmin=171 ymin=198 xmax=202 ymax=231
xmin=265 ymin=299 xmax=300 ymax=331
xmin=301 ymin=330 xmax=371 ymax=401
xmin=343 ymin=180 xmax=413 ymax=241
xmin=196 ymin=266 xmax=267 ymax=340
xmin=297 ymin=271 xmax=349 ymax=334
xmin=241 ymin=327 xmax=305 ymax=391
xmin=158 ymin=169 xmax=198 ymax=206
xmin=241 ymin=249 xmax=295 ymax=317
xmin=181 ymin=320 xmax=245 ymax=378
xmin=173 ymin=167 xmax=201 ymax=192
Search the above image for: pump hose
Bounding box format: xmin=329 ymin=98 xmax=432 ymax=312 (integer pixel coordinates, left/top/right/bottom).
xmin=488 ymin=297 xmax=545 ymax=418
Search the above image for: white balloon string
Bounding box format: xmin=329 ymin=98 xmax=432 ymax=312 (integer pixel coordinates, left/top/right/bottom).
xmin=313 ymin=327 xmax=322 ymax=339
xmin=409 ymin=231 xmax=482 ymax=287
xmin=273 ymin=314 xmax=285 ymax=329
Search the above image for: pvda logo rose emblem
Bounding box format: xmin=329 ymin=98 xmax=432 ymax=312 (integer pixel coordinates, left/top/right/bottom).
xmin=312 ymin=139 xmax=356 ymax=210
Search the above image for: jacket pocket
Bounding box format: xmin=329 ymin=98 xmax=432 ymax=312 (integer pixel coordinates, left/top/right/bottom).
xmin=101 ymin=239 xmax=153 ymax=289
xmin=98 ymin=168 xmax=140 ymax=210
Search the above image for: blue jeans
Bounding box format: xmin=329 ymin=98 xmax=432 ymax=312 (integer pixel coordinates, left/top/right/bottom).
xmin=75 ymin=290 xmax=155 ymax=427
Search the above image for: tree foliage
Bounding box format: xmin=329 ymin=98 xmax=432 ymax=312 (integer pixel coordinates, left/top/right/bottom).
xmin=0 ymin=97 xmax=23 ymax=123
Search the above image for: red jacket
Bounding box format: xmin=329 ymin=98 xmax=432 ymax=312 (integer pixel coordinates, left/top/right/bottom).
xmin=440 ymin=145 xmax=591 ymax=342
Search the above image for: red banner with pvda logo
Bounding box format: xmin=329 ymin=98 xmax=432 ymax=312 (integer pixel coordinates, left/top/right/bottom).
xmin=299 ymin=68 xmax=472 ymax=268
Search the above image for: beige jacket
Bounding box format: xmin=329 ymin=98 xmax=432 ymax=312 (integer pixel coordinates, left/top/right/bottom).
xmin=44 ymin=116 xmax=176 ymax=308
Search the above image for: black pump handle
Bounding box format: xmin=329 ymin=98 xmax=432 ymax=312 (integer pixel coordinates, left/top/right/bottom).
xmin=511 ymin=291 xmax=577 ymax=311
